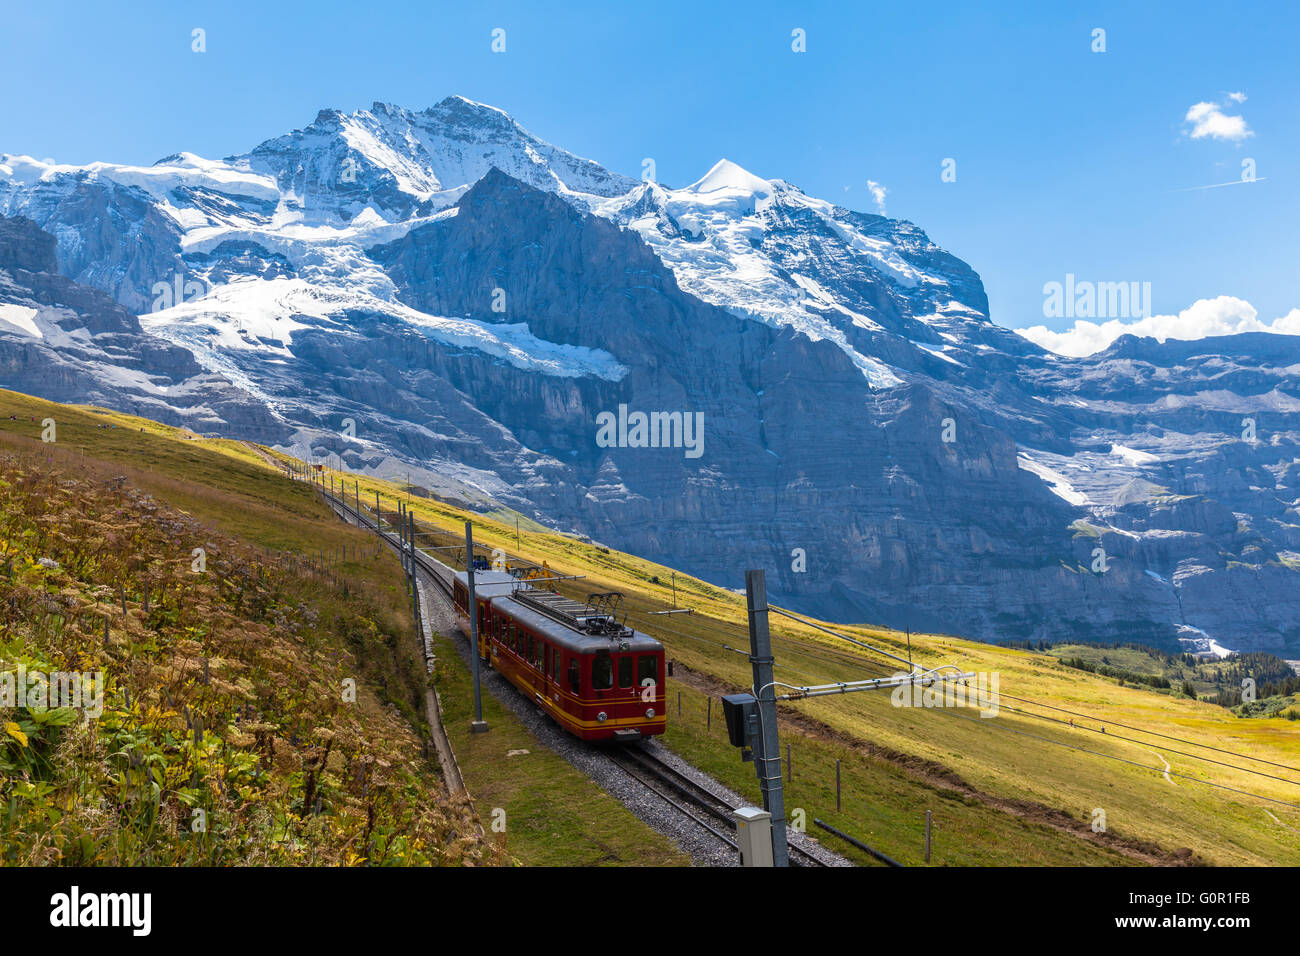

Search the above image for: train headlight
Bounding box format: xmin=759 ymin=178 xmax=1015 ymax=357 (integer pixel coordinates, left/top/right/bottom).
xmin=597 ymin=711 xmax=607 ymax=722
xmin=645 ymin=708 xmax=655 ymax=719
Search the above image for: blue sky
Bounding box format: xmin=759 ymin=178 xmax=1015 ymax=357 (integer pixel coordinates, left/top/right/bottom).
xmin=4 ymin=0 xmax=1297 ymax=345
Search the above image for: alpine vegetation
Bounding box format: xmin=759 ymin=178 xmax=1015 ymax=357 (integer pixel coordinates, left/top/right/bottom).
xmin=0 ymin=407 xmax=499 ymax=867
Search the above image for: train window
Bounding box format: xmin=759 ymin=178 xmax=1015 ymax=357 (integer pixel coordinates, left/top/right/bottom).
xmin=568 ymin=658 xmax=580 ymax=694
xmin=638 ymin=655 xmax=658 ymax=686
xmin=592 ymin=653 xmax=613 ymax=690
xmin=617 ymin=656 xmax=633 ymax=688
xmin=526 ymin=634 xmax=536 ymax=667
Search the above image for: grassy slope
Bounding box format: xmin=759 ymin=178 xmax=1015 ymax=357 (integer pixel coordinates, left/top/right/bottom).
xmin=12 ymin=390 xmax=1299 ymax=865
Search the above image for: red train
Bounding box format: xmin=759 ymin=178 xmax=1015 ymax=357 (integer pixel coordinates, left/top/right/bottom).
xmin=452 ymin=570 xmax=667 ymax=741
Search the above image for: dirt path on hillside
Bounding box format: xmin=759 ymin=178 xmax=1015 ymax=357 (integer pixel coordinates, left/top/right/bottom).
xmin=241 ymin=441 xmax=284 ymax=470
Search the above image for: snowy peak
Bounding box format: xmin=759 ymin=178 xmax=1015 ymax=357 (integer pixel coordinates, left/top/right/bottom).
xmin=420 ymin=94 xmax=521 ymax=131
xmin=687 ymin=158 xmax=773 ymax=198
xmin=238 ymin=96 xmax=637 ymax=223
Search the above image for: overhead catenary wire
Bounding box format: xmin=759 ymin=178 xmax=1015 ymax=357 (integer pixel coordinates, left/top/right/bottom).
xmin=371 ymin=492 xmax=913 ymax=684
xmin=831 ymin=650 xmax=1300 ymax=793
xmin=623 ymin=611 xmax=884 ymax=687
xmin=620 ymin=612 xmax=752 ymax=657
xmin=687 ymin=616 xmax=1300 ymax=804
xmin=916 ymin=701 xmax=1300 ymax=813
xmin=986 ymin=699 xmax=1300 ymax=790
xmin=736 ymin=623 xmax=1300 ymax=788
xmin=767 ymin=603 xmax=918 ymax=671
xmin=992 ymin=689 xmax=1300 ymax=778
xmin=351 ymin=489 xmax=941 ymax=707
xmin=624 ymin=603 xmax=918 ymax=682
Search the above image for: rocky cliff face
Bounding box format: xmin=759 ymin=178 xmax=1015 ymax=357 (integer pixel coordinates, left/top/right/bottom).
xmin=0 ymin=215 xmax=269 ymax=432
xmin=1 ymin=98 xmax=1296 ymax=654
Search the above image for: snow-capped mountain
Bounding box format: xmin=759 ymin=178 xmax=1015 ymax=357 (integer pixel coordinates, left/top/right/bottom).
xmin=2 ymin=95 xmax=1297 ymax=653
xmin=244 ymin=97 xmax=638 ymax=220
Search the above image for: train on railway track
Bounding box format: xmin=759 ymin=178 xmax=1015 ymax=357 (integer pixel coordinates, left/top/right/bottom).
xmin=452 ymin=570 xmax=667 ymax=741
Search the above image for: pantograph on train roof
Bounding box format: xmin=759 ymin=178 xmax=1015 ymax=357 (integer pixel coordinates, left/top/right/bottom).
xmin=508 ymin=585 xmax=632 ymax=639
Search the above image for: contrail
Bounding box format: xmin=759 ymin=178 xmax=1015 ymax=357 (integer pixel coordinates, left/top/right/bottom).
xmin=1172 ymin=177 xmax=1268 ymax=192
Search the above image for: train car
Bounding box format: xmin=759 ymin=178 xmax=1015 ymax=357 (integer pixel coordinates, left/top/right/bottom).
xmin=453 ymin=570 xmax=666 ymax=741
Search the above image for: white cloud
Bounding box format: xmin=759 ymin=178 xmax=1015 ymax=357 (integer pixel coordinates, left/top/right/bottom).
xmin=1183 ymin=99 xmax=1253 ymax=142
xmin=1016 ymin=296 xmax=1300 ymax=357
xmin=866 ymin=179 xmax=887 ymax=214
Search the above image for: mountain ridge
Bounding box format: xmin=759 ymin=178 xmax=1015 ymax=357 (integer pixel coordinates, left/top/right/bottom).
xmin=2 ymin=96 xmax=1297 ymax=653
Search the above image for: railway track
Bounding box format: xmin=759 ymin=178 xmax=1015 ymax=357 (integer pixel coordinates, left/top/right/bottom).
xmin=316 ymin=484 xmax=457 ymax=600
xmin=607 ymin=745 xmax=828 ymax=867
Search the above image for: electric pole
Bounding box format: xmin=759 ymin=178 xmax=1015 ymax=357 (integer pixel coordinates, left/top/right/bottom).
xmin=465 ymin=521 xmax=488 ymax=733
xmin=408 ymin=509 xmax=418 ymax=631
xmin=746 ymin=569 xmax=789 ymax=866
xmin=399 ymin=500 xmax=408 ymax=588
xmin=720 ymin=571 xmax=977 ymax=867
